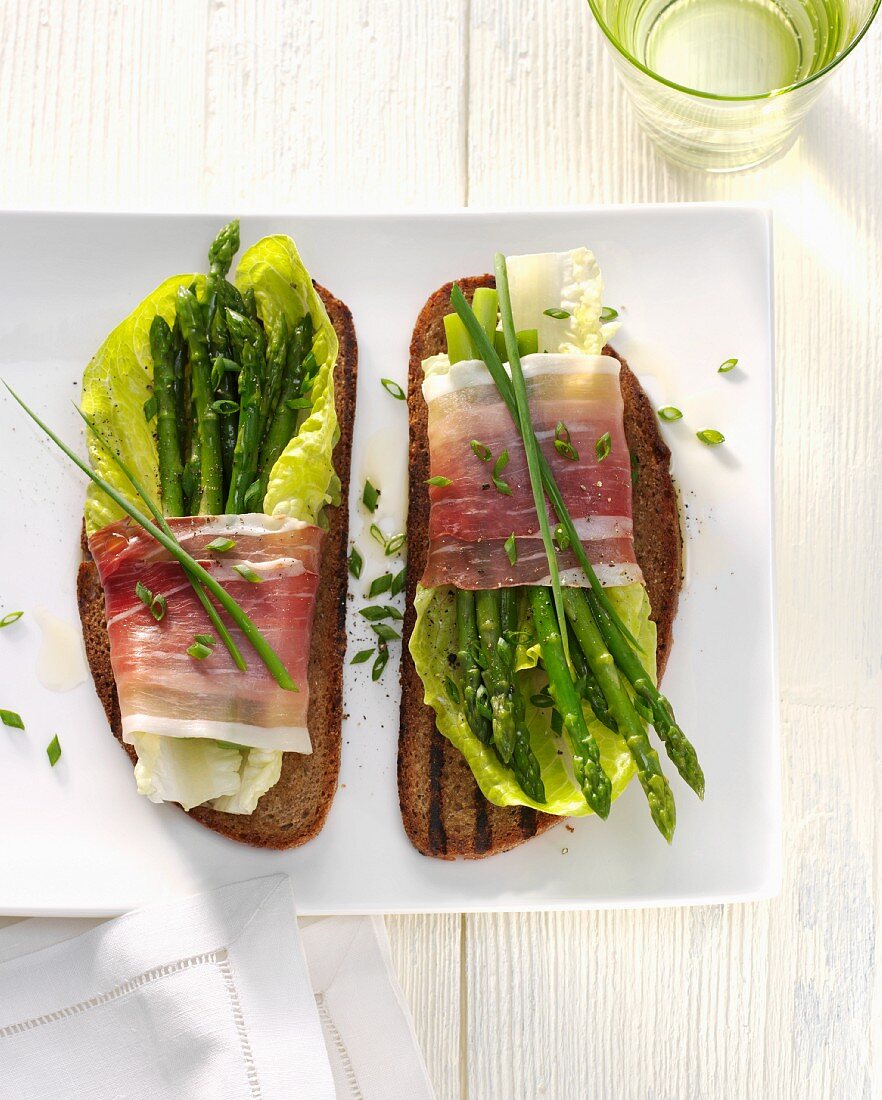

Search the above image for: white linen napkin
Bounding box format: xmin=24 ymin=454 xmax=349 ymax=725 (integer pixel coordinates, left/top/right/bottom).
xmin=0 ymin=875 xmax=434 ymax=1100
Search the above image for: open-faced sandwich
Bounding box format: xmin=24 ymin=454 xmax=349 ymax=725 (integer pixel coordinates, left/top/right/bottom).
xmin=399 ymin=248 xmax=703 ymax=858
xmin=40 ymin=221 xmax=359 ymax=849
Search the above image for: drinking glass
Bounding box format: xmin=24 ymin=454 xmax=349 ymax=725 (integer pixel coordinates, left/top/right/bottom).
xmin=586 ymin=0 xmax=881 ymax=171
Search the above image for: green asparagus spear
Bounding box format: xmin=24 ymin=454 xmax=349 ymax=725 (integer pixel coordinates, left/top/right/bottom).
xmin=242 ymin=286 xmax=258 ymax=322
xmin=170 ymin=317 xmax=187 ymax=457
xmin=499 ymin=588 xmax=545 ymax=803
xmin=224 ymin=309 xmax=267 ymax=514
xmin=455 ymin=589 xmax=492 ymax=745
xmin=257 ymin=313 xmax=313 ymax=498
xmin=475 ymin=589 xmax=517 ymax=763
xmin=204 ymin=225 xmax=241 ymax=495
xmin=176 ymin=286 xmax=224 ymax=515
xmin=583 ymin=589 xmax=704 ymax=798
xmin=148 ymin=315 xmax=185 ymax=518
xmin=261 ymin=315 xmax=288 ymax=427
xmin=568 ymin=625 xmax=616 ymax=732
xmin=563 ymin=588 xmax=676 ymax=841
xmin=529 ymin=586 xmax=611 ymax=819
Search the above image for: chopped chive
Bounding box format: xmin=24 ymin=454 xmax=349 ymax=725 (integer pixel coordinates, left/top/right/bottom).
xmin=381 ymin=377 xmax=406 ymax=400
xmin=718 ymin=358 xmax=738 ymax=373
xmin=554 ymin=523 xmax=570 ymax=551
xmin=385 ymin=532 xmax=406 ymax=556
xmin=348 ymin=546 xmax=364 ymax=579
xmin=492 ymin=449 xmax=511 ymax=494
xmin=543 ymin=308 xmax=571 ymax=319
xmin=444 ymin=676 xmax=461 ymax=703
xmin=697 ymin=429 xmax=726 ymax=446
xmin=554 ymin=439 xmax=579 ymax=462
xmin=211 ymin=398 xmax=239 ymax=415
xmin=504 ymin=533 xmax=517 ymax=566
xmin=372 ymin=645 xmax=389 ymax=681
xmin=657 ymin=407 xmax=683 ymax=422
xmin=350 ymin=648 xmax=375 ymax=665
xmin=206 ymin=536 xmax=236 ymax=553
xmin=426 ymin=475 xmax=452 ymax=488
xmin=46 ymin=734 xmax=61 ymax=766
xmin=630 ymin=452 xmax=640 ymax=486
xmin=372 ymin=622 xmax=401 ymax=643
xmin=369 ymin=524 xmax=388 ymax=550
xmin=0 ymin=709 xmax=24 ymax=729
xmin=368 ymin=573 xmax=393 ymax=598
xmin=470 ymin=439 xmax=492 ymax=461
xmin=595 ymin=432 xmax=611 ymax=462
xmin=362 ymin=479 xmax=380 ymax=513
xmin=555 ymin=421 xmax=570 ymax=444
xmin=359 ymin=604 xmax=403 ymax=622
xmin=143 ymin=395 xmax=157 ymax=422
xmin=135 ymin=580 xmax=167 ymax=623
xmin=600 ymin=306 xmax=619 ymax=323
xmin=233 ymin=563 xmax=263 ymax=583
xmin=187 ymin=640 xmax=213 ymax=659
xmin=194 ymin=633 xmax=216 ymax=648
xmin=0 ymin=611 xmax=24 ymax=628
xmin=390 ymin=566 xmax=407 ymax=597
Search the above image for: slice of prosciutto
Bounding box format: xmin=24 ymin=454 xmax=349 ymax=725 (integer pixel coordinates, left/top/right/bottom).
xmin=88 ymin=513 xmax=324 ymax=753
xmin=421 ymin=353 xmax=643 ymax=590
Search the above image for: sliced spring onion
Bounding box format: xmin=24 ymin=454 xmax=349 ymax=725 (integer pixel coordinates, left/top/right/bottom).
xmin=426 ymin=475 xmax=452 ymax=488
xmin=350 ymin=648 xmax=375 ymax=665
xmin=600 ymin=306 xmax=619 ymax=323
xmin=444 ymin=676 xmax=461 ymax=703
xmin=390 ymin=566 xmax=407 ymax=597
xmin=206 ymin=536 xmax=237 ymax=553
xmin=657 ymin=407 xmax=683 ymax=422
xmin=143 ymin=395 xmax=157 ymax=422
xmin=554 ymin=439 xmax=579 ymax=461
xmin=595 ymin=432 xmax=611 ymax=462
xmin=369 ymin=524 xmax=387 ymax=550
xmin=0 ymin=709 xmax=24 ymax=729
xmin=372 ymin=622 xmax=401 ymax=643
xmin=211 ymin=398 xmax=239 ymax=415
xmin=697 ymin=429 xmax=726 ymax=446
xmin=362 ymin=479 xmax=380 ymax=513
xmin=718 ymin=358 xmax=738 ymax=373
xmin=0 ymin=611 xmax=24 ymax=628
xmin=368 ymin=573 xmax=393 ymax=598
xmin=194 ymin=633 xmax=216 ymax=648
xmin=543 ymin=307 xmax=571 ymax=319
xmin=233 ymin=563 xmax=263 ymax=583
xmin=187 ymin=640 xmax=213 ymax=659
xmin=285 ymin=396 xmax=312 ymax=410
xmin=470 ymin=439 xmax=492 ymax=462
xmin=385 ymin=532 xmax=406 ymax=556
xmin=348 ymin=546 xmax=364 ymax=579
xmin=135 ymin=580 xmax=167 ymax=623
xmin=504 ymin=532 xmax=517 ymax=565
xmin=46 ymin=734 xmax=61 ymax=766
xmin=381 ymin=377 xmax=406 ymax=400
xmin=530 ymin=691 xmax=554 ymax=709
xmin=372 ymin=645 xmax=389 ymax=681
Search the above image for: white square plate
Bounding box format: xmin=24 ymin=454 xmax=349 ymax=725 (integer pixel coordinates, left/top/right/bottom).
xmin=0 ymin=207 xmax=778 ymax=915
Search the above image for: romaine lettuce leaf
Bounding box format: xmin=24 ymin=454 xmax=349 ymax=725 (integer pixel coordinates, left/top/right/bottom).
xmin=409 ymin=582 xmax=655 ymax=815
xmin=235 ymin=234 xmax=340 ymax=526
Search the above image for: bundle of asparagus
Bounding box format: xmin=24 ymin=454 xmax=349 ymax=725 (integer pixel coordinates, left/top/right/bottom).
xmin=439 ymin=262 xmax=704 ymax=843
xmin=148 ymin=220 xmax=319 ymax=520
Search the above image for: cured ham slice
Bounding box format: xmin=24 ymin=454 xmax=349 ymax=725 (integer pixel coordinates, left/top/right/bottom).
xmin=88 ymin=513 xmax=324 ymax=753
xmin=421 ymin=353 xmax=642 ymax=590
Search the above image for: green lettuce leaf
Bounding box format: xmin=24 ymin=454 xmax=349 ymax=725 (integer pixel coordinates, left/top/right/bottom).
xmin=235 ymin=234 xmax=340 ymax=526
xmin=409 ymin=582 xmax=656 ymax=816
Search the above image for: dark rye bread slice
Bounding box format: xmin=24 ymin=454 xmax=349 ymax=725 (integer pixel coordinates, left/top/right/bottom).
xmin=399 ymin=275 xmax=681 ymax=860
xmin=76 ymin=282 xmax=357 ymax=850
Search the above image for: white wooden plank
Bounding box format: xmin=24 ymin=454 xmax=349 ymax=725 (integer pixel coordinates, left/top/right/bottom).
xmin=467 ymin=2 xmax=882 ymax=1097
xmin=386 ymin=915 xmax=463 ymax=1100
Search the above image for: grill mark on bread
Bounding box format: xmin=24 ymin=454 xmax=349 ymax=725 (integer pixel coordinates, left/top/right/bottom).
xmin=398 ymin=274 xmax=682 ymax=860
xmin=77 ymin=282 xmax=357 ymax=850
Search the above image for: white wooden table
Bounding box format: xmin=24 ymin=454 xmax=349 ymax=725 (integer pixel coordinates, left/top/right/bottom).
xmin=3 ymin=2 xmax=880 ymax=1096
